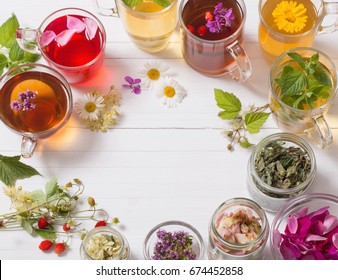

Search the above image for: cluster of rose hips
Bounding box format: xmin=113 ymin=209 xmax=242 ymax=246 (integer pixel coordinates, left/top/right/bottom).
xmin=186 ymin=11 xmax=214 ymax=36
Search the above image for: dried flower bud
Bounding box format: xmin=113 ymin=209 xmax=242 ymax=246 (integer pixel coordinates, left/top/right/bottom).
xmin=112 ymin=217 xmax=120 ymax=224
xmin=73 ymin=178 xmax=81 ymax=184
xmin=87 ymin=197 xmax=96 ymax=207
xmin=50 ymin=205 xmax=58 ymax=212
xmin=73 ymin=196 xmax=79 ymax=201
xmin=17 ymin=186 xmax=22 ymax=191
xmin=81 ymin=233 xmax=86 ymax=240
xmin=65 ymin=182 xmax=72 ymax=188
xmin=227 ymin=144 xmax=233 ymax=151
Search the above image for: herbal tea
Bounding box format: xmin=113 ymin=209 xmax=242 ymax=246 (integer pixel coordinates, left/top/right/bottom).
xmin=180 ymin=0 xmax=246 ymax=76
xmin=0 ymin=71 xmax=69 ymax=134
xmin=41 ymin=15 xmax=104 ymax=67
xmin=259 ymin=0 xmax=317 ymax=58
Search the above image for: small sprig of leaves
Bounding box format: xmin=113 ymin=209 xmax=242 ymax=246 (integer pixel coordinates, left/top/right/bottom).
xmin=275 ymin=52 xmax=332 ymax=109
xmin=0 ymin=14 xmax=40 ymax=76
xmin=215 ymin=89 xmax=270 ymax=151
xmin=122 ymin=0 xmax=171 ymax=8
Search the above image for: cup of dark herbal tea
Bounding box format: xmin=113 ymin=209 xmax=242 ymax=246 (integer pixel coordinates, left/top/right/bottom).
xmin=179 ymin=0 xmax=252 ymax=82
xmin=247 ymin=133 xmax=316 ymax=213
xmin=0 ymin=64 xmax=73 ymax=158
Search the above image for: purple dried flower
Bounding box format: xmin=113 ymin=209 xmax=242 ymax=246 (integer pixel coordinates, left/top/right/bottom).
xmin=25 ymin=90 xmax=37 ymax=99
xmin=214 ymin=2 xmax=223 ymax=14
xmin=22 ymin=100 xmax=36 ymax=111
xmin=206 ymin=3 xmax=235 ymax=33
xmin=122 ymin=75 xmax=142 ymax=94
xmin=10 ymin=89 xmax=37 ymax=112
xmin=10 ymin=101 xmax=22 ymax=111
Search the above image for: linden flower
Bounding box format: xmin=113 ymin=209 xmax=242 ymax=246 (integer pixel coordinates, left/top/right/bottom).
xmin=139 ymin=61 xmax=169 ymax=90
xmin=75 ymin=93 xmax=105 ymax=121
xmin=153 ymin=77 xmax=187 ymax=108
xmin=272 ymin=1 xmax=308 ymax=33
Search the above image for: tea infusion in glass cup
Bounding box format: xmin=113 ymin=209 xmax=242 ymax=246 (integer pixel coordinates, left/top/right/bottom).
xmin=179 ymin=0 xmax=252 ymax=82
xmin=259 ymin=0 xmax=338 ymax=59
xmin=0 ymin=64 xmax=73 ymax=158
xmin=93 ymin=0 xmax=178 ymax=53
xmin=16 ymin=8 xmax=106 ymax=84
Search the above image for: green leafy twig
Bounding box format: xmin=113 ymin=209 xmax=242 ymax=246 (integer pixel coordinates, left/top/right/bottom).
xmin=215 ymin=89 xmax=270 ymax=151
xmin=0 ymin=13 xmax=40 ymax=75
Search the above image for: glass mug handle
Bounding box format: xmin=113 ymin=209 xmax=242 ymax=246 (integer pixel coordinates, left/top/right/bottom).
xmin=305 ymin=115 xmax=333 ymax=149
xmin=226 ymin=40 xmax=252 ymax=82
xmin=16 ymin=28 xmax=40 ymax=53
xmin=318 ymin=1 xmax=338 ymax=34
xmin=92 ymin=0 xmax=119 ymax=17
xmin=21 ymin=136 xmax=37 ymax=158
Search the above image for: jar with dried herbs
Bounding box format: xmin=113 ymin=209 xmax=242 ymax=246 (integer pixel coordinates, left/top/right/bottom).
xmin=208 ymin=198 xmax=269 ymax=260
xmin=247 ymin=133 xmax=316 ymax=213
xmin=80 ymin=226 xmax=130 ymax=260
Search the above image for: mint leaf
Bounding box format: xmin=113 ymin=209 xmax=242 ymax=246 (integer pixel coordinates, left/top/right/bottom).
xmin=23 ymin=52 xmax=40 ymax=63
xmin=0 ymin=14 xmax=19 ymax=48
xmin=215 ymin=89 xmax=241 ymax=120
xmin=153 ymin=0 xmax=171 ymax=7
xmin=245 ymin=112 xmax=270 ymax=134
xmin=34 ymin=227 xmax=56 ymax=240
xmin=313 ymin=65 xmax=332 ymax=87
xmin=21 ymin=219 xmax=33 ymax=235
xmin=239 ymin=138 xmax=254 ymax=148
xmin=0 ymin=53 xmax=8 ymax=75
xmin=9 ymin=41 xmax=24 ymax=61
xmin=280 ymin=70 xmax=307 ymax=95
xmin=45 ymin=177 xmax=59 ymax=199
xmin=0 ymin=155 xmax=41 ymax=186
xmin=288 ymin=52 xmax=306 ymax=69
xmin=122 ymin=0 xmax=141 ymax=7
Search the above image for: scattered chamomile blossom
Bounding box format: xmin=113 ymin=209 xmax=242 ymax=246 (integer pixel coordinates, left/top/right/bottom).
xmin=75 ymin=92 xmax=105 ymax=121
xmin=153 ymin=76 xmax=187 ymax=108
xmin=139 ymin=61 xmax=170 ymax=90
xmin=75 ymin=86 xmax=121 ymax=133
xmin=122 ymin=76 xmax=142 ymax=94
xmin=10 ymin=89 xmax=37 ymax=112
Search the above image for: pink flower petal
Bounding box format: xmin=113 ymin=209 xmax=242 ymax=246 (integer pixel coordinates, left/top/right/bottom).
xmin=333 ymin=233 xmax=338 ymax=249
xmin=41 ymin=30 xmax=56 ymax=46
xmin=83 ymin=17 xmax=98 ymax=40
xmin=293 ymin=206 xmax=308 ymax=218
xmin=67 ymin=15 xmax=86 ymax=33
xmin=305 ymin=234 xmax=327 ymax=242
xmin=287 ymin=215 xmax=298 ymax=234
xmin=55 ymin=29 xmax=77 ymax=46
xmin=273 ymin=229 xmax=282 ymax=245
xmin=323 ymin=215 xmax=338 ymax=234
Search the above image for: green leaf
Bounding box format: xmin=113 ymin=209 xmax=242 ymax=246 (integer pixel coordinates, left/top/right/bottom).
xmin=122 ymin=0 xmax=142 ymax=7
xmin=21 ymin=219 xmax=33 ymax=235
xmin=310 ymin=53 xmax=319 ymax=67
xmin=152 ymin=0 xmax=171 ymax=7
xmin=34 ymin=227 xmax=56 ymax=240
xmin=45 ymin=177 xmax=59 ymax=199
xmin=313 ymin=65 xmax=332 ymax=87
xmin=288 ymin=52 xmax=306 ymax=69
xmin=0 ymin=53 xmax=8 ymax=75
xmin=245 ymin=112 xmax=270 ymax=134
xmin=293 ymin=94 xmax=305 ymax=109
xmin=280 ymin=70 xmax=307 ymax=95
xmin=31 ymin=189 xmax=46 ymax=204
xmin=0 ymin=155 xmax=41 ymax=187
xmin=239 ymin=138 xmax=254 ymax=148
xmin=214 ymin=89 xmax=242 ymax=120
xmin=0 ymin=13 xmax=19 ymax=47
xmin=9 ymin=41 xmax=24 ymax=61
xmin=23 ymin=51 xmax=41 ymax=63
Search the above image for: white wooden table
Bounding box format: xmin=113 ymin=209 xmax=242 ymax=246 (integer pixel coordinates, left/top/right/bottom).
xmin=0 ymin=0 xmax=337 ymax=260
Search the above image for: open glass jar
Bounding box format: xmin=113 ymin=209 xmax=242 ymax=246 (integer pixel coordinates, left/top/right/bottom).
xmin=80 ymin=226 xmax=130 ymax=260
xmin=247 ymin=133 xmax=316 ymax=213
xmin=208 ymin=198 xmax=269 ymax=260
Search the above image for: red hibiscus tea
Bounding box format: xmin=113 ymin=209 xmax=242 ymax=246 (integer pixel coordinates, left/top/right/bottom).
xmin=179 ymin=0 xmax=251 ymax=80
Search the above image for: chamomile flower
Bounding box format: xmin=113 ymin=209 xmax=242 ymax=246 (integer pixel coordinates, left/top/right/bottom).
xmin=75 ymin=93 xmax=105 ymax=121
xmin=154 ymin=77 xmax=187 ymax=108
xmin=139 ymin=61 xmax=170 ymax=90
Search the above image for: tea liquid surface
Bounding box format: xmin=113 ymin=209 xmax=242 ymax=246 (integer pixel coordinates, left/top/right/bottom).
xmin=42 ymin=15 xmax=103 ymax=67
xmin=0 ymin=71 xmax=68 ymax=133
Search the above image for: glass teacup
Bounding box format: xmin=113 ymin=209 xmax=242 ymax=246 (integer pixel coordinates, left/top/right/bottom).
xmin=259 ymin=0 xmax=338 ymax=59
xmin=269 ymin=47 xmax=337 ymax=149
xmin=93 ymin=0 xmax=178 ymax=53
xmin=16 ymin=8 xmax=106 ymax=84
xmin=0 ymin=64 xmax=73 ymax=158
xmin=178 ymin=0 xmax=252 ymax=82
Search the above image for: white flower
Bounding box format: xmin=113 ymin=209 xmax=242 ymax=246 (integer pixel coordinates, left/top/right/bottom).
xmin=75 ymin=93 xmax=105 ymax=121
xmin=153 ymin=76 xmax=187 ymax=108
xmin=139 ymin=61 xmax=170 ymax=90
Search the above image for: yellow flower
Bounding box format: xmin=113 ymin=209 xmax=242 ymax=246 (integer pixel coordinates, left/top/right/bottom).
xmin=272 ymin=1 xmax=308 ymax=33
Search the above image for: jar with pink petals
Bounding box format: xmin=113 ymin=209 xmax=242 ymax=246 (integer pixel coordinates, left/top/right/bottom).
xmin=208 ymin=198 xmax=269 ymax=260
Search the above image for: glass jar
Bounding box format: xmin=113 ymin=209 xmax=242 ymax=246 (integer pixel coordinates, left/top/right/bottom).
xmin=80 ymin=226 xmax=130 ymax=260
xmin=143 ymin=220 xmax=204 ymax=260
xmin=208 ymin=198 xmax=269 ymax=260
xmin=247 ymin=133 xmax=316 ymax=213
xmin=271 ymin=193 xmax=338 ymax=260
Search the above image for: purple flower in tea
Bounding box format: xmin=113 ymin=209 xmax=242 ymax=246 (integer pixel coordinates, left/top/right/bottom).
xmin=275 ymin=206 xmax=338 ymax=260
xmin=206 ymin=3 xmax=235 ymax=33
xmin=122 ymin=76 xmax=142 ymax=94
xmin=10 ymin=89 xmax=37 ymax=112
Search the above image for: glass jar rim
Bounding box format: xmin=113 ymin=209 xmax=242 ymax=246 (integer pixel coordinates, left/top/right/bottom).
xmin=143 ymin=220 xmax=204 ymax=260
xmin=211 ymin=197 xmax=269 ymax=252
xmin=249 ymin=133 xmax=317 ymax=196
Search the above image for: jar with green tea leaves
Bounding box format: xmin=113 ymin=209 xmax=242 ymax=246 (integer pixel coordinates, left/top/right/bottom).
xmin=247 ymin=133 xmax=316 ymax=213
